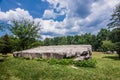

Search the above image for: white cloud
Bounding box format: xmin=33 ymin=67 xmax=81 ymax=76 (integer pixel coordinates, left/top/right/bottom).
xmin=41 ymin=35 xmax=53 ymax=40
xmin=42 ymin=0 xmax=68 ymax=18
xmin=0 ymin=8 xmax=33 ymax=21
xmin=44 ymin=0 xmax=119 ymax=36
xmin=0 ymin=0 xmax=120 ymax=39
xmin=43 ymin=9 xmax=56 ymax=19
xmin=34 ymin=18 xmax=67 ymax=35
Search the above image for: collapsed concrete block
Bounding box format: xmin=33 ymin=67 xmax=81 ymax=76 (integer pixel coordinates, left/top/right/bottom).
xmin=13 ymin=45 xmax=92 ymax=60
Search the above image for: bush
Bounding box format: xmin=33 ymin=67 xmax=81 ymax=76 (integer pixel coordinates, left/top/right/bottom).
xmin=47 ymin=58 xmax=58 ymax=65
xmin=47 ymin=58 xmax=97 ymax=68
xmin=57 ymin=59 xmax=73 ymax=65
xmin=36 ymin=58 xmax=97 ymax=68
xmin=101 ymin=40 xmax=116 ymax=52
xmin=74 ymin=59 xmax=97 ymax=68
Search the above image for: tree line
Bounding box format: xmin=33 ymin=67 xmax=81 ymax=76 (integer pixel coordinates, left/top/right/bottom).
xmin=43 ymin=28 xmax=119 ymax=52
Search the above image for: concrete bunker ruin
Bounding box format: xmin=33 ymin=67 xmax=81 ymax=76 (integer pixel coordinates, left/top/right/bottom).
xmin=13 ymin=45 xmax=92 ymax=60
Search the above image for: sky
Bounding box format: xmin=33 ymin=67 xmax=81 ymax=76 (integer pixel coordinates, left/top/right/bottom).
xmin=0 ymin=0 xmax=119 ymax=39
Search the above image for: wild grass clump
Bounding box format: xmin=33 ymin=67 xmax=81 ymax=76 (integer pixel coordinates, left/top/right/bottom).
xmin=74 ymin=59 xmax=97 ymax=68
xmin=37 ymin=58 xmax=97 ymax=68
xmin=47 ymin=58 xmax=73 ymax=65
xmin=36 ymin=58 xmax=47 ymax=61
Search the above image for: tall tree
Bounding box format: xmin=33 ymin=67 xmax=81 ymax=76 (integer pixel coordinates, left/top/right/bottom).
xmin=107 ymin=4 xmax=120 ymax=59
xmin=0 ymin=34 xmax=13 ymax=54
xmin=9 ymin=19 xmax=40 ymax=50
xmin=96 ymin=29 xmax=111 ymax=51
xmin=107 ymin=4 xmax=120 ymax=28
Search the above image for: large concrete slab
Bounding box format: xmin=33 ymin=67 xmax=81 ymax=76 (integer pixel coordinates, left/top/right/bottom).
xmin=13 ymin=45 xmax=92 ymax=60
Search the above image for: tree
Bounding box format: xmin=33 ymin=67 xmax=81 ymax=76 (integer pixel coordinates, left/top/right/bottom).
xmin=44 ymin=38 xmax=51 ymax=46
xmin=59 ymin=36 xmax=67 ymax=45
xmin=107 ymin=4 xmax=120 ymax=28
xmin=9 ymin=19 xmax=40 ymax=50
xmin=0 ymin=34 xmax=13 ymax=54
xmin=110 ymin=28 xmax=120 ymax=43
xmin=107 ymin=4 xmax=120 ymax=59
xmin=101 ymin=40 xmax=115 ymax=52
xmin=96 ymin=28 xmax=111 ymax=51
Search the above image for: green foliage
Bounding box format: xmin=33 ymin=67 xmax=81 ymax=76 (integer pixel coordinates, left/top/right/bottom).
xmin=58 ymin=59 xmax=73 ymax=65
xmin=43 ymin=30 xmax=111 ymax=51
xmin=0 ymin=34 xmax=13 ymax=54
xmin=101 ymin=40 xmax=116 ymax=52
xmin=110 ymin=28 xmax=120 ymax=43
xmin=107 ymin=4 xmax=120 ymax=28
xmin=9 ymin=19 xmax=41 ymax=50
xmin=108 ymin=3 xmax=120 ymax=59
xmin=115 ymin=42 xmax=120 ymax=58
xmin=29 ymin=41 xmax=44 ymax=48
xmin=38 ymin=58 xmax=96 ymax=68
xmin=74 ymin=59 xmax=97 ymax=68
xmin=47 ymin=58 xmax=58 ymax=65
xmin=36 ymin=58 xmax=47 ymax=61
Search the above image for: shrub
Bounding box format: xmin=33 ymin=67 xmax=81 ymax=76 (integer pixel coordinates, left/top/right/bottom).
xmin=36 ymin=58 xmax=97 ymax=68
xmin=74 ymin=59 xmax=97 ymax=68
xmin=57 ymin=59 xmax=73 ymax=65
xmin=47 ymin=58 xmax=58 ymax=65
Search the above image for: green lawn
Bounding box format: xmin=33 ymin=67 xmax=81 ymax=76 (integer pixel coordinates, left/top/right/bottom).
xmin=0 ymin=52 xmax=120 ymax=80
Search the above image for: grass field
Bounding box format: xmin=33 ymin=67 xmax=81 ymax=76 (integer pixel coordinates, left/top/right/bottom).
xmin=0 ymin=52 xmax=120 ymax=80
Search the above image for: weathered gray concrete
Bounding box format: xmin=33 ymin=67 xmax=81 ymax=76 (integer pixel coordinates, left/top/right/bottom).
xmin=13 ymin=45 xmax=92 ymax=60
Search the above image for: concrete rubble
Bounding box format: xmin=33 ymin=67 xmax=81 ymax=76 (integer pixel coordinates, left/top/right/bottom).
xmin=13 ymin=45 xmax=92 ymax=60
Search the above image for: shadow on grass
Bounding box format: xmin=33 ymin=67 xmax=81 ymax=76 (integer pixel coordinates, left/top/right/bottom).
xmin=102 ymin=56 xmax=120 ymax=60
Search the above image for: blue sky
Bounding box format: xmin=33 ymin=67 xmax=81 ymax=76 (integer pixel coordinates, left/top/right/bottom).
xmin=0 ymin=0 xmax=119 ymax=39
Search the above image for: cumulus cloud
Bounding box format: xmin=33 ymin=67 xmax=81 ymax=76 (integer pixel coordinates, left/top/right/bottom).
xmin=41 ymin=0 xmax=119 ymax=37
xmin=42 ymin=0 xmax=68 ymax=18
xmin=0 ymin=0 xmax=120 ymax=39
xmin=0 ymin=8 xmax=33 ymax=21
xmin=43 ymin=9 xmax=56 ymax=19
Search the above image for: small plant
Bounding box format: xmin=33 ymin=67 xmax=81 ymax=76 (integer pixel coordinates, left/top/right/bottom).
xmin=47 ymin=58 xmax=58 ymax=65
xmin=74 ymin=59 xmax=97 ymax=68
xmin=36 ymin=58 xmax=45 ymax=61
xmin=58 ymin=59 xmax=73 ymax=65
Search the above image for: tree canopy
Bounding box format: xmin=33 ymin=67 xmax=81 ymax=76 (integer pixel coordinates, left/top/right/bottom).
xmin=107 ymin=4 xmax=120 ymax=28
xmin=9 ymin=19 xmax=41 ymax=50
